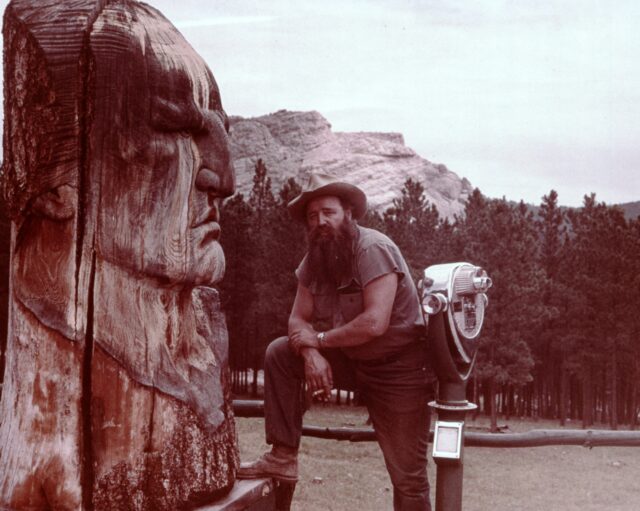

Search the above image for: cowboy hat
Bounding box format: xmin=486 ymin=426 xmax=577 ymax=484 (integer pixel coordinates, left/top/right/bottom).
xmin=287 ymin=172 xmax=368 ymax=222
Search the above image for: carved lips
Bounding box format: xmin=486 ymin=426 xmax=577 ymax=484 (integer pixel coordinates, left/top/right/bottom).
xmin=193 ymin=167 xmax=224 ymax=245
xmin=193 ymin=206 xmax=222 ymax=246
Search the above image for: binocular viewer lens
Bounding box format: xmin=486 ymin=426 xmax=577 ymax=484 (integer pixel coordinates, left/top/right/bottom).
xmin=420 ymin=264 xmax=492 ymax=317
xmin=423 ymin=293 xmax=447 ymax=315
xmin=453 ymin=267 xmax=492 ymax=296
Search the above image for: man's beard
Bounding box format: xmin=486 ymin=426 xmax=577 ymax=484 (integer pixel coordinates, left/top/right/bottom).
xmin=307 ymin=219 xmax=356 ymax=287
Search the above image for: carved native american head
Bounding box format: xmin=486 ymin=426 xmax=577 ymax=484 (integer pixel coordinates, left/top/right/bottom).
xmin=2 ymin=0 xmax=236 ymax=337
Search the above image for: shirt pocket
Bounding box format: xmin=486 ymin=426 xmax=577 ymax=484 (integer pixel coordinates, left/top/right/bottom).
xmin=338 ymin=292 xmax=364 ymax=323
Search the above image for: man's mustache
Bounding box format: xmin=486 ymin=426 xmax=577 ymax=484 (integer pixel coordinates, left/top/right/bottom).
xmin=309 ymin=224 xmax=337 ymax=242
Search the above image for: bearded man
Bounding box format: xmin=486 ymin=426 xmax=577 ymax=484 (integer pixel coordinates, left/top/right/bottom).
xmin=239 ymin=173 xmax=434 ymax=511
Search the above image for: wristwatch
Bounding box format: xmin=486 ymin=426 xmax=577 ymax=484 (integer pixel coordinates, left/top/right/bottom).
xmin=316 ymin=331 xmax=326 ymax=349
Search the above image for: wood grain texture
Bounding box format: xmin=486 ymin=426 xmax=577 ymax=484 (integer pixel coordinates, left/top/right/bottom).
xmin=91 ymin=346 xmax=238 ymax=510
xmin=0 ymin=298 xmax=84 ymax=510
xmin=0 ymin=1 xmax=238 ymax=509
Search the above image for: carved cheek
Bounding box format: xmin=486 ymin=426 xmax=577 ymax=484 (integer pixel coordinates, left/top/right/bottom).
xmin=145 ymin=136 xmax=195 ymax=258
xmin=96 ymin=133 xmax=195 ymax=280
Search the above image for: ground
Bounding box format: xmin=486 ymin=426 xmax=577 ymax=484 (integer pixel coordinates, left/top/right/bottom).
xmin=236 ymin=404 xmax=640 ymax=511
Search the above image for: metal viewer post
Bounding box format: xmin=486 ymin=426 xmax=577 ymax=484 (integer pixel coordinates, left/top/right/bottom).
xmin=419 ymin=263 xmax=492 ymax=511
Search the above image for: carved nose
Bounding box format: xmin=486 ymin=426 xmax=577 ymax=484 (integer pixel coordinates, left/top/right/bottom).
xmin=196 ymin=166 xmax=235 ymax=198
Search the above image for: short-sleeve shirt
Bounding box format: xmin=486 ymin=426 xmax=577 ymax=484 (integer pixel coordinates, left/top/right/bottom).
xmin=295 ymin=225 xmax=425 ymax=361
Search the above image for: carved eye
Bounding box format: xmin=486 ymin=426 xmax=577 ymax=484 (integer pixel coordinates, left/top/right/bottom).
xmin=208 ymin=110 xmax=229 ymax=140
xmin=148 ymin=63 xmax=208 ymax=134
xmin=150 ymin=96 xmax=205 ymax=134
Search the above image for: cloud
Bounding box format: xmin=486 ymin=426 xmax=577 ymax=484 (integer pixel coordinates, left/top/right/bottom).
xmin=174 ymin=15 xmax=277 ymax=28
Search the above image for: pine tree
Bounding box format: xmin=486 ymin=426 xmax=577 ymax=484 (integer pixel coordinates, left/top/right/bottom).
xmin=245 ymin=159 xmax=279 ymax=395
xmin=249 ymin=159 xmax=276 ymax=213
xmin=277 ymin=177 xmax=302 ymax=206
xmin=456 ymin=193 xmax=538 ymax=431
xmin=220 ymin=193 xmax=254 ymax=392
xmin=626 ymin=216 xmax=640 ymax=428
xmin=562 ymin=195 xmax=636 ymax=428
xmin=218 ymin=175 xmax=640 ymax=426
xmin=534 ymin=190 xmax=568 ymax=423
xmin=271 ymin=177 xmax=307 ymax=334
xmin=383 ymin=179 xmax=440 ymax=280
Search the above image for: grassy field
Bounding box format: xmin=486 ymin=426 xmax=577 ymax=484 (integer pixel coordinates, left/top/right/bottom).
xmin=236 ymin=404 xmax=640 ymax=511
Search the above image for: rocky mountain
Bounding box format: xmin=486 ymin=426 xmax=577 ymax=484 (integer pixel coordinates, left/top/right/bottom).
xmin=618 ymin=201 xmax=640 ymax=220
xmin=228 ymin=110 xmax=473 ymax=219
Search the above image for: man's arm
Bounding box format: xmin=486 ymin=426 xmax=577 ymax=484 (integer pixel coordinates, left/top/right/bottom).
xmin=287 ymin=282 xmax=314 ymax=339
xmin=288 ymin=283 xmax=333 ymax=397
xmin=289 ymin=271 xmax=398 ymax=350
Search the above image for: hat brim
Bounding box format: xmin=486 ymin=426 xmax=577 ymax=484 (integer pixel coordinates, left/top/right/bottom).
xmin=287 ymin=182 xmax=367 ymax=222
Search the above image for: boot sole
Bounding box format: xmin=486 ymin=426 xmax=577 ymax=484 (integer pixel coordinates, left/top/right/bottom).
xmin=237 ymin=469 xmax=298 ymax=483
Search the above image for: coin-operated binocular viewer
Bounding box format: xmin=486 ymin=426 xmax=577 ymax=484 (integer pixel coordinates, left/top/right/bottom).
xmin=419 ymin=263 xmax=492 ymax=511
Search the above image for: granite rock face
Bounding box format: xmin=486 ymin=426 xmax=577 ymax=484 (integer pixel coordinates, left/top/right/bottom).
xmin=229 ymin=110 xmax=473 ymax=219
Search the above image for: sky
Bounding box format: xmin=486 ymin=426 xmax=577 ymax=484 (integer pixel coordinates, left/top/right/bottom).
xmin=1 ymin=0 xmax=639 ymax=207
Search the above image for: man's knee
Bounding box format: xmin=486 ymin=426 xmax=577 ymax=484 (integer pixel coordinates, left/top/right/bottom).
xmin=265 ymin=336 xmax=290 ymax=362
xmin=264 ymin=336 xmax=305 ymax=394
xmin=264 ymin=336 xmax=300 ymax=375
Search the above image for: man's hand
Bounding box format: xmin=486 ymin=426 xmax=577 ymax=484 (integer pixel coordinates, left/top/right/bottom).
xmin=301 ymin=348 xmax=333 ymax=401
xmin=289 ymin=327 xmax=320 ymax=354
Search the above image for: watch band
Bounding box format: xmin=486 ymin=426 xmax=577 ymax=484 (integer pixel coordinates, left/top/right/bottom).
xmin=316 ymin=331 xmax=326 ymax=348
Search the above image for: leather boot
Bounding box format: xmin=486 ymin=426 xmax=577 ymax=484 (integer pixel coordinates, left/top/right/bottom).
xmin=237 ymin=445 xmax=299 ymax=482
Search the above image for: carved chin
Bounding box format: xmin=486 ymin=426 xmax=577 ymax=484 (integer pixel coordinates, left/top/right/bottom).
xmin=188 ymin=241 xmax=226 ymax=286
xmin=96 ymin=236 xmax=226 ymax=287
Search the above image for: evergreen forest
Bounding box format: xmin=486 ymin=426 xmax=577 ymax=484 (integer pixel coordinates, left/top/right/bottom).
xmin=0 ymin=160 xmax=638 ymax=432
xmin=220 ymin=160 xmax=640 ymax=432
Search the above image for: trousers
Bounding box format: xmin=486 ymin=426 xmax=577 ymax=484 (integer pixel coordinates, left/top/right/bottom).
xmin=263 ymin=336 xmax=433 ymax=511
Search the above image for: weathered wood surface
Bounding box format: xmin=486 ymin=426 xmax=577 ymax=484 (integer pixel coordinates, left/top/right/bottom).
xmin=464 ymin=429 xmax=640 ymax=448
xmin=302 ymin=425 xmax=640 ymax=447
xmin=193 ymin=478 xmax=296 ymax=511
xmin=234 ymin=400 xmax=640 ymax=447
xmin=233 ymin=399 xmax=266 ymax=417
xmin=196 ymin=479 xmax=275 ymax=511
xmin=0 ymin=1 xmax=238 ymax=509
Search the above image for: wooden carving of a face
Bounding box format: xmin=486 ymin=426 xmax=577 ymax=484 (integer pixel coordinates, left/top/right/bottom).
xmin=91 ymin=3 xmax=235 ymax=287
